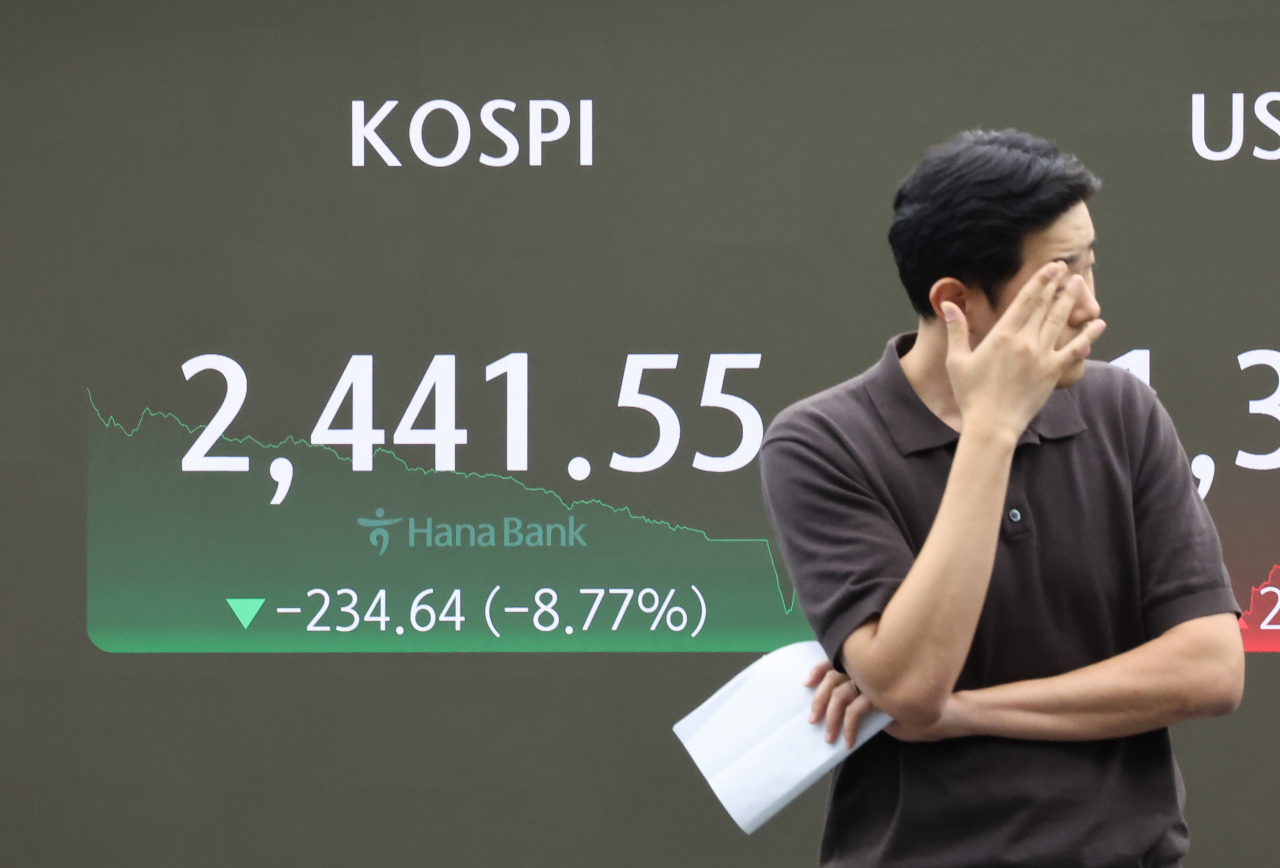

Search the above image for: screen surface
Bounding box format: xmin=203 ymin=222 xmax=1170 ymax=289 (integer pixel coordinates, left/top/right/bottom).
xmin=4 ymin=1 xmax=1280 ymax=865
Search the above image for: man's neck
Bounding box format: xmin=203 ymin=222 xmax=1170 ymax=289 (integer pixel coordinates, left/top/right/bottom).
xmin=899 ymin=319 xmax=964 ymax=432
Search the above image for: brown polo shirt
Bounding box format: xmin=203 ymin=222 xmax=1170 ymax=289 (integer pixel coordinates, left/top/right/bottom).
xmin=759 ymin=334 xmax=1240 ymax=868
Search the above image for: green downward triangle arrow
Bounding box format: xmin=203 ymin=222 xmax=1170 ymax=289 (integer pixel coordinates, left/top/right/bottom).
xmin=226 ymin=598 xmax=266 ymax=629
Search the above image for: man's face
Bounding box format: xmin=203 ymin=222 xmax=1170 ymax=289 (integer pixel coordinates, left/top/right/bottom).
xmin=968 ymin=201 xmax=1101 ymax=388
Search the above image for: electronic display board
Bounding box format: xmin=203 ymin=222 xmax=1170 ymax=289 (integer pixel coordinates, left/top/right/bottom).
xmin=5 ymin=1 xmax=1280 ymax=865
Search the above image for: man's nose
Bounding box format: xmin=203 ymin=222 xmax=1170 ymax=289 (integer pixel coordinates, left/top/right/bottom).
xmin=1069 ymin=281 xmax=1101 ymax=325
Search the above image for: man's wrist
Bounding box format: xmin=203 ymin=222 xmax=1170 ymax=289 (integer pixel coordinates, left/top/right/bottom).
xmin=957 ymin=420 xmax=1021 ymax=452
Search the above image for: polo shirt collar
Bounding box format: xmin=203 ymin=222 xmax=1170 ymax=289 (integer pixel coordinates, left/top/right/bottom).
xmin=866 ymin=333 xmax=1088 ymax=456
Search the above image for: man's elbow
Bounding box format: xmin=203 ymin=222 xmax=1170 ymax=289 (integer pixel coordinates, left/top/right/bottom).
xmin=885 ymin=694 xmax=947 ymax=728
xmin=1188 ymin=621 xmax=1245 ymax=718
xmin=842 ymin=625 xmax=950 ymax=727
xmin=842 ymin=653 xmax=948 ymax=726
xmin=1201 ymin=643 xmax=1245 ymax=717
xmin=863 ymin=680 xmax=949 ymax=728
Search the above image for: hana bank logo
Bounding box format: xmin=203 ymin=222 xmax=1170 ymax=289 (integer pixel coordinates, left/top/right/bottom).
xmin=1191 ymin=92 xmax=1280 ymax=160
xmin=358 ymin=508 xmax=402 ymax=555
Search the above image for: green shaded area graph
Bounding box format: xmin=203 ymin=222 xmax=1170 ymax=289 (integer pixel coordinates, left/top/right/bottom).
xmin=87 ymin=393 xmax=809 ymax=652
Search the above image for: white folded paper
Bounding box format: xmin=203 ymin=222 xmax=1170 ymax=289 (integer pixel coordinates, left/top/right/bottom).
xmin=673 ymin=640 xmax=892 ymax=834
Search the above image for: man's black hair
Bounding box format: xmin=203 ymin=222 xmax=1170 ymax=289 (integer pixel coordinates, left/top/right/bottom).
xmin=888 ymin=129 xmax=1102 ymax=319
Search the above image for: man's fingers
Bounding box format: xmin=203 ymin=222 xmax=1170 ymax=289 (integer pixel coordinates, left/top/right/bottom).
xmin=824 ymin=683 xmax=858 ymax=744
xmin=842 ymin=694 xmax=873 ymax=748
xmin=803 ymin=659 xmax=833 ymax=689
xmin=941 ymin=301 xmax=971 ymax=365
xmin=809 ymin=669 xmax=845 ymax=723
xmin=1001 ymin=261 xmax=1067 ymax=331
xmin=1038 ymin=274 xmax=1083 ymax=346
xmin=809 ymin=671 xmax=834 ymax=722
xmin=1057 ymin=317 xmax=1108 ymax=365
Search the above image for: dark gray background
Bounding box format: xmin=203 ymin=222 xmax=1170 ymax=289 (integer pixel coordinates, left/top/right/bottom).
xmin=2 ymin=1 xmax=1278 ymax=864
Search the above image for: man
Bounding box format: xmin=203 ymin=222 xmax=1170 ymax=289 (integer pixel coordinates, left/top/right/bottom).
xmin=759 ymin=129 xmax=1244 ymax=868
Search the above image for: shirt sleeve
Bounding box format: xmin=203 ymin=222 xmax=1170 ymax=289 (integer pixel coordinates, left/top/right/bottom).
xmin=759 ymin=414 xmax=917 ymax=670
xmin=1132 ymin=392 xmax=1241 ymax=637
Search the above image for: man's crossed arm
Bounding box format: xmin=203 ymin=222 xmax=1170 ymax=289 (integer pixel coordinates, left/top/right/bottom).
xmin=808 ymin=612 xmax=1243 ymax=745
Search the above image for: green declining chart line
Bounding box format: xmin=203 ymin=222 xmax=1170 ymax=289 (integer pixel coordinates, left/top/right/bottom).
xmin=87 ymin=388 xmax=798 ymax=615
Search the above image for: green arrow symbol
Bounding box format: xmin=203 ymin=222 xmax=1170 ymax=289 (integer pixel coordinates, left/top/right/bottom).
xmin=226 ymin=598 xmax=266 ymax=629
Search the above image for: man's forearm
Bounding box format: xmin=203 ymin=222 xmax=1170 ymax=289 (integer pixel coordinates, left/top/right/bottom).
xmin=936 ymin=613 xmax=1244 ymax=741
xmin=843 ymin=425 xmax=1016 ymax=726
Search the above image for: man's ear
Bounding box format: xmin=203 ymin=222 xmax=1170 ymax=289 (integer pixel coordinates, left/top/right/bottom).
xmin=927 ymin=277 xmax=973 ymax=320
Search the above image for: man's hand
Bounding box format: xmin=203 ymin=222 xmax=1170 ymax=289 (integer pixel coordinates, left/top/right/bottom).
xmin=804 ymin=658 xmax=877 ymax=748
xmin=943 ymin=262 xmax=1106 ymax=440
